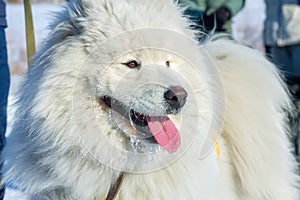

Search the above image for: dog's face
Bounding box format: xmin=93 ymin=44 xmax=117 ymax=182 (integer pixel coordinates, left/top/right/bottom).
xmin=93 ymin=48 xmax=190 ymax=154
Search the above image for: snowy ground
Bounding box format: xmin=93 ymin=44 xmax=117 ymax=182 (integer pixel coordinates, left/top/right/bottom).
xmin=4 ymin=1 xmax=265 ymax=199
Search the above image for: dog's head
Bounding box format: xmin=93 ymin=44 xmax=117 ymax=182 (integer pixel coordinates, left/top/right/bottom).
xmin=33 ymin=0 xmax=217 ymax=171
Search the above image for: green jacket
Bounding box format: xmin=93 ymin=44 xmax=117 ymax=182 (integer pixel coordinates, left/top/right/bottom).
xmin=179 ymin=0 xmax=245 ymax=33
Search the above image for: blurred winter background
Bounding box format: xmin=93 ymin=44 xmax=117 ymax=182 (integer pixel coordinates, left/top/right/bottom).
xmin=4 ymin=0 xmax=265 ymax=199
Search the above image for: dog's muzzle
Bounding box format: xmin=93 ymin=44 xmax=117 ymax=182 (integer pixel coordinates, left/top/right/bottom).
xmin=98 ymin=85 xmax=188 ymax=153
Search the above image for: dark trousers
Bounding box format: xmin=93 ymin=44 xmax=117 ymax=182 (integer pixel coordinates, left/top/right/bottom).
xmin=269 ymin=44 xmax=300 ymax=80
xmin=0 ymin=27 xmax=9 ymax=200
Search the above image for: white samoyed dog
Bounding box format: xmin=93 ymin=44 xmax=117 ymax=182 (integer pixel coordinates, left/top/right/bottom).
xmin=2 ymin=0 xmax=299 ymax=199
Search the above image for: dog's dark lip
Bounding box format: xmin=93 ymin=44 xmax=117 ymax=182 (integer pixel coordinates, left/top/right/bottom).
xmin=98 ymin=96 xmax=157 ymax=143
xmin=99 ymin=95 xmax=151 ymax=126
xmin=102 ymin=95 xmax=112 ymax=107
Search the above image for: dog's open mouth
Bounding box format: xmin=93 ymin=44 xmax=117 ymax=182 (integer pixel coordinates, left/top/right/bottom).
xmin=100 ymin=96 xmax=181 ymax=153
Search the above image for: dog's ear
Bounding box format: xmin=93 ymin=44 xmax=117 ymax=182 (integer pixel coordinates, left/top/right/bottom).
xmin=49 ymin=0 xmax=87 ymax=41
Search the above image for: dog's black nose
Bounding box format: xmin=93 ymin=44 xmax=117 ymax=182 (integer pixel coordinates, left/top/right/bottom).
xmin=164 ymin=86 xmax=188 ymax=110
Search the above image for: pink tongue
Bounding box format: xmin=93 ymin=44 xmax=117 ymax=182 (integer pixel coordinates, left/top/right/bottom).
xmin=146 ymin=116 xmax=181 ymax=153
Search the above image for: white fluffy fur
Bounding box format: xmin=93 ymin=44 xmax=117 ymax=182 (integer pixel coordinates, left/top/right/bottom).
xmin=2 ymin=0 xmax=299 ymax=199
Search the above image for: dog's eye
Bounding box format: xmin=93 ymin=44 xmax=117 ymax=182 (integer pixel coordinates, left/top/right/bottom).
xmin=123 ymin=60 xmax=140 ymax=69
xmin=166 ymin=61 xmax=170 ymax=67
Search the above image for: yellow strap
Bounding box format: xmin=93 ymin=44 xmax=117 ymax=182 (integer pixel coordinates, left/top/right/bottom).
xmin=24 ymin=0 xmax=36 ymax=67
xmin=211 ymin=136 xmax=220 ymax=157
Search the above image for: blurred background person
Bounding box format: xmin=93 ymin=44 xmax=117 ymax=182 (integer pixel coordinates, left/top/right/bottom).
xmin=264 ymin=0 xmax=300 ymax=82
xmin=179 ymin=0 xmax=245 ymax=34
xmin=0 ymin=0 xmax=9 ymax=199
xmin=263 ymin=0 xmax=300 ymax=156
